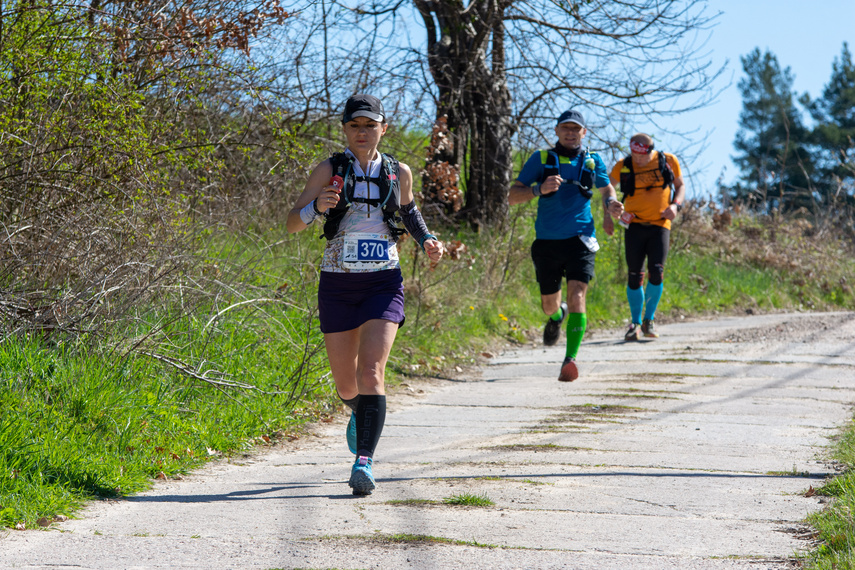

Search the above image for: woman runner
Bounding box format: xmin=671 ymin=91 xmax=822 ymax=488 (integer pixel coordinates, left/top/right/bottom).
xmin=287 ymin=94 xmax=444 ymax=495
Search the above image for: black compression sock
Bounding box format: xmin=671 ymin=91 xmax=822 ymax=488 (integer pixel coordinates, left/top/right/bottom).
xmin=339 ymin=394 xmax=360 ymax=413
xmin=355 ymin=395 xmax=386 ymax=458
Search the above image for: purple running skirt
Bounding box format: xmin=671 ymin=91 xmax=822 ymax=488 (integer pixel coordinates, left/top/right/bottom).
xmin=318 ymin=269 xmax=405 ymax=334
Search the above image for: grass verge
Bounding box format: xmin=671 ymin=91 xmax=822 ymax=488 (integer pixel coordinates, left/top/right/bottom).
xmin=800 ymin=424 xmax=855 ymax=569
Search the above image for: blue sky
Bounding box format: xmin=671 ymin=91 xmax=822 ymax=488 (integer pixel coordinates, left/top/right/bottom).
xmin=647 ymin=0 xmax=854 ymax=201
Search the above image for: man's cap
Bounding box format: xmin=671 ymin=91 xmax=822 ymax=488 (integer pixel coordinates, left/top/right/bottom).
xmin=557 ymin=110 xmax=585 ymax=128
xmin=342 ymin=94 xmax=385 ymax=123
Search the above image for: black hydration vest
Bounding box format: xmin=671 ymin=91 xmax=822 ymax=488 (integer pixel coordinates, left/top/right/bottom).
xmin=618 ymin=151 xmax=675 ymax=198
xmin=322 ymin=152 xmax=406 ymax=240
xmin=539 ymin=148 xmax=596 ymax=199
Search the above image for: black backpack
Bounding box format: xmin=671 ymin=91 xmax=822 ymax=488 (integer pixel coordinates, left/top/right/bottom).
xmin=322 ymin=152 xmax=407 ymax=240
xmin=618 ymin=152 xmax=675 ymax=198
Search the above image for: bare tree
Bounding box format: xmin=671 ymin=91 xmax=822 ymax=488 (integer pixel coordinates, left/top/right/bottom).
xmin=288 ymin=0 xmax=723 ymax=228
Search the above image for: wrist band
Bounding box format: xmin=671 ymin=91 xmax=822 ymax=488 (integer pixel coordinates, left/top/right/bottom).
xmin=312 ymin=198 xmax=323 ymax=216
xmin=420 ymin=234 xmax=437 ymax=250
xmin=299 ymin=202 xmax=318 ymax=225
xmin=532 ymin=185 xmax=543 ymax=197
xmin=605 ymin=196 xmax=616 ymax=206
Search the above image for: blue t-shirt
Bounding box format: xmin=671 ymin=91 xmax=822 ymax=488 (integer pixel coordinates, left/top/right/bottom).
xmin=516 ymin=149 xmax=609 ymax=240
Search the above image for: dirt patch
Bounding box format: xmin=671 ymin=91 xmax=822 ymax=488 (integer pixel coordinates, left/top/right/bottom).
xmin=487 ymin=444 xmax=592 ymax=452
xmin=717 ymin=313 xmax=855 ymax=343
xmin=524 ymin=404 xmax=647 ymax=433
xmin=616 ymin=373 xmax=689 ymax=384
xmin=539 ymin=404 xmax=645 ymax=425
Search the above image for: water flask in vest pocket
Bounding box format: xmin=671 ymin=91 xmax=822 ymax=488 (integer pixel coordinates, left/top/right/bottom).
xmin=330 ymin=175 xmax=344 ymax=190
xmin=618 ymin=211 xmax=635 ymax=229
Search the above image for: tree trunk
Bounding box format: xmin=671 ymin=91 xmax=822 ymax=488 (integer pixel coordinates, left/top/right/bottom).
xmin=415 ymin=0 xmax=513 ymax=229
xmin=464 ymin=8 xmax=512 ymax=229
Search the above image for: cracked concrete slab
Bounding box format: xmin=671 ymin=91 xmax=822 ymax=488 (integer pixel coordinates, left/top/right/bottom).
xmin=1 ymin=311 xmax=853 ymax=569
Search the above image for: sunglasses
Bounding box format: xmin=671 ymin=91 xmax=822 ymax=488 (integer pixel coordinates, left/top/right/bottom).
xmin=630 ymin=140 xmax=654 ymax=154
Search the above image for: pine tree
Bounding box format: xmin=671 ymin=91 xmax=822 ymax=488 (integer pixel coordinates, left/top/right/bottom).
xmin=802 ymin=42 xmax=855 ymax=217
xmin=731 ymin=49 xmax=814 ymax=213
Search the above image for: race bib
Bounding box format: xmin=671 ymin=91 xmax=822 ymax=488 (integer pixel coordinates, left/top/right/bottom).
xmin=343 ymin=233 xmax=393 ymax=270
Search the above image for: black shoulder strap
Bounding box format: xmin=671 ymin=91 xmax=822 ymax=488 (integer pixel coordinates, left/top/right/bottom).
xmin=322 ymin=153 xmax=353 ymax=240
xmin=539 ymin=150 xmax=561 ymax=184
xmin=378 ymin=153 xmax=400 ymax=212
xmin=329 ymin=152 xmax=349 ymax=174
xmin=329 ymin=152 xmax=356 ymax=206
xmin=380 ymin=153 xmax=406 ymax=236
xmin=620 ymin=156 xmax=635 ymax=198
xmin=657 ymin=152 xmax=675 ymax=189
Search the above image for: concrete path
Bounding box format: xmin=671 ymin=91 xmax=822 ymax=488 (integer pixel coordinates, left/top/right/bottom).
xmin=2 ymin=312 xmax=855 ymax=569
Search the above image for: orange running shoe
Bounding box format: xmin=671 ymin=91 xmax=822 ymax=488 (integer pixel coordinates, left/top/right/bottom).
xmin=558 ymin=357 xmax=578 ymax=382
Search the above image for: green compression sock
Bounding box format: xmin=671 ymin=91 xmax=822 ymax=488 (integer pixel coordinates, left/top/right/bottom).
xmin=565 ymin=313 xmax=586 ymax=359
xmin=550 ymin=306 xmax=565 ymax=321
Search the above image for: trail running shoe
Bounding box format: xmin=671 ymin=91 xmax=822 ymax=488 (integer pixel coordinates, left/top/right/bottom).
xmin=641 ymin=319 xmax=659 ymax=339
xmin=349 ymin=456 xmax=375 ymax=496
xmin=558 ymin=357 xmax=578 ymax=382
xmin=346 ymin=412 xmax=357 ymax=455
xmin=624 ymin=323 xmax=640 ymax=342
xmin=543 ymin=302 xmax=569 ymax=346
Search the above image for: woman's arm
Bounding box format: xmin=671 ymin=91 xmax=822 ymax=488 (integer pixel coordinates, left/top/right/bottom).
xmin=286 ymin=160 xmax=338 ymax=234
xmin=398 ymin=162 xmax=415 ymax=204
xmin=398 ymin=162 xmax=444 ymax=263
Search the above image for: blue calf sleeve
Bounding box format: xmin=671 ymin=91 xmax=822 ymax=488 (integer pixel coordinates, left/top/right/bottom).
xmin=626 ymin=286 xmax=644 ymax=325
xmin=643 ymin=282 xmax=663 ymax=321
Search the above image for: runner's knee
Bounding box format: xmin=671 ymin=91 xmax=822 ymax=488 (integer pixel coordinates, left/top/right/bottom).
xmin=648 ymin=264 xmax=665 ymax=286
xmin=627 ymin=271 xmax=644 ymax=290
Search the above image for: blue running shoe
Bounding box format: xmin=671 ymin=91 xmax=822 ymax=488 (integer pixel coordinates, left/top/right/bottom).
xmin=349 ymin=455 xmax=375 ymax=496
xmin=346 ymin=412 xmax=357 ymax=455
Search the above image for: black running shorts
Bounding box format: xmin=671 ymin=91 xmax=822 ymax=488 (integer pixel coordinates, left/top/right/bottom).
xmin=530 ymin=236 xmax=596 ymax=295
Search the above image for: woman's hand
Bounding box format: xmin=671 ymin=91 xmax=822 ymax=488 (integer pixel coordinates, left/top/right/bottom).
xmin=287 ymin=160 xmax=335 ymax=234
xmin=316 ymin=184 xmax=341 ymax=213
xmin=423 ymin=239 xmax=444 ymax=263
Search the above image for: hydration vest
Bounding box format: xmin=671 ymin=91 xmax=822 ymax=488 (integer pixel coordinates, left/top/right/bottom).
xmin=618 ymin=151 xmax=675 ymax=198
xmin=539 ymin=148 xmax=596 ymax=199
xmin=322 ymin=152 xmax=407 ymax=240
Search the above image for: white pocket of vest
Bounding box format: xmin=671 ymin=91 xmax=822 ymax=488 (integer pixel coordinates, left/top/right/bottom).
xmin=578 ymin=234 xmax=600 ymax=253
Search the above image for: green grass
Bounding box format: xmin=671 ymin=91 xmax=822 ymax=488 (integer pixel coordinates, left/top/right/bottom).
xmin=385 ymin=498 xmax=438 ymax=506
xmin=386 ymin=493 xmax=499 ymax=507
xmin=316 ymin=531 xmax=499 ymax=548
xmin=0 ymin=324 xmax=332 ymax=528
xmin=442 ymin=493 xmax=495 ymax=507
xmin=377 ymin=533 xmax=498 ymax=548
xmin=800 ymin=426 xmax=855 ymax=569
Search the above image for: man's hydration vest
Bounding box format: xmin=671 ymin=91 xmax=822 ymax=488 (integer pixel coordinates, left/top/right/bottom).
xmin=539 ymin=148 xmax=596 ymax=199
xmin=618 ymin=152 xmax=675 ymax=198
xmin=323 ymin=152 xmax=407 ymax=240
